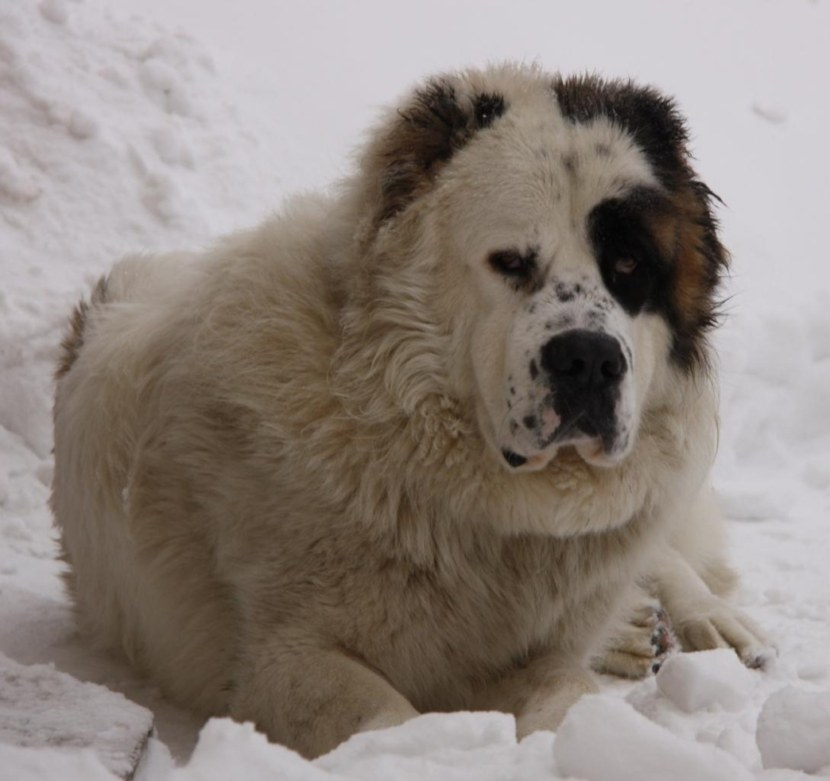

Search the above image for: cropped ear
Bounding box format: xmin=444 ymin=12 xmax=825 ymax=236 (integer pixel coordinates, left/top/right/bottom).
xmin=361 ymin=78 xmax=506 ymax=227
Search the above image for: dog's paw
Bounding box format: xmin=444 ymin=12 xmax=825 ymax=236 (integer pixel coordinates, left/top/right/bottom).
xmin=593 ymin=598 xmax=677 ymax=679
xmin=673 ymin=599 xmax=776 ymax=670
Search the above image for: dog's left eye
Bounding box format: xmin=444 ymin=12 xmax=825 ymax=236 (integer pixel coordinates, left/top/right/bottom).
xmin=488 ymin=250 xmax=535 ymax=279
xmin=614 ymin=257 xmax=638 ymax=276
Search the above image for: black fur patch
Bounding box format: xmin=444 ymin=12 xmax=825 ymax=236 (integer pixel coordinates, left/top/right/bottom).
xmin=589 ymin=187 xmax=671 ymax=316
xmin=589 ymin=184 xmax=726 ymax=370
xmin=552 ymin=74 xmax=688 ymax=192
xmin=474 ymin=92 xmax=506 ymax=128
xmin=488 ymin=247 xmax=542 ymax=293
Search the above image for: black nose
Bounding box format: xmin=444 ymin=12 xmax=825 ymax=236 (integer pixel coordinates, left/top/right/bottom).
xmin=540 ymin=330 xmax=626 ymax=392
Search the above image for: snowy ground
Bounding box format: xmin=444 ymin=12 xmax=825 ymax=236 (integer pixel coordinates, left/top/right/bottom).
xmin=1 ymin=0 xmax=830 ymax=778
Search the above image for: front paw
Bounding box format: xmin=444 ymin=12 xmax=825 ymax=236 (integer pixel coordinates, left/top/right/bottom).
xmin=674 ymin=599 xmax=775 ymax=670
xmin=593 ymin=598 xmax=677 ymax=679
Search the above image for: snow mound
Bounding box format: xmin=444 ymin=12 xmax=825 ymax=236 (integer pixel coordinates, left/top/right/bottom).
xmin=0 ymin=0 xmax=283 ymax=464
xmin=0 ymin=0 xmax=285 ymax=612
xmin=656 ymin=649 xmax=757 ymax=713
xmin=165 ymin=713 xmax=557 ymax=781
xmin=0 ymin=652 xmax=153 ymax=779
xmin=554 ymin=695 xmax=754 ymax=781
xmin=756 ymin=687 xmax=830 ymax=774
xmin=316 ymin=711 xmax=554 ymax=780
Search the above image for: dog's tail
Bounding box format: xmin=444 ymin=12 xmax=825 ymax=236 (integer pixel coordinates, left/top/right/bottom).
xmin=56 ymin=274 xmax=109 ymax=381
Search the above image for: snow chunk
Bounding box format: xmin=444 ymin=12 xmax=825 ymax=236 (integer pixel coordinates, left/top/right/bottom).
xmin=656 ymin=650 xmax=756 ymax=712
xmin=0 ymin=653 xmax=153 ymax=779
xmin=0 ymin=743 xmax=117 ymax=781
xmin=757 ymin=686 xmax=830 ymax=773
xmin=555 ymin=695 xmax=754 ymax=781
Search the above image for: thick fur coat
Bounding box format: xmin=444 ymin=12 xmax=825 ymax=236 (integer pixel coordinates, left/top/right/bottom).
xmin=52 ymin=64 xmax=769 ymax=758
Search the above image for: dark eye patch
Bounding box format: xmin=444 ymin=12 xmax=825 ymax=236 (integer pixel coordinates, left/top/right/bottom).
xmin=589 ymin=188 xmax=671 ymax=315
xmin=487 ymin=248 xmax=541 ymax=292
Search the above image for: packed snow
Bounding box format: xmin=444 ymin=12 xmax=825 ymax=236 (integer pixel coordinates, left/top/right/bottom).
xmin=0 ymin=652 xmax=152 ymax=779
xmin=1 ymin=0 xmax=829 ymax=779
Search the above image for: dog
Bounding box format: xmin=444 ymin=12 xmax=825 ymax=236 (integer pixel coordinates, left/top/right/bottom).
xmin=52 ymin=64 xmax=770 ymax=758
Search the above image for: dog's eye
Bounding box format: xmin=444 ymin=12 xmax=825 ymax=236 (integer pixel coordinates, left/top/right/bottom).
xmin=614 ymin=257 xmax=638 ymax=276
xmin=488 ymin=250 xmax=535 ymax=279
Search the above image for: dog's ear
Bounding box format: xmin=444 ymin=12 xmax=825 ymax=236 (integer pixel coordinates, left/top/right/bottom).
xmin=553 ymin=74 xmax=690 ymax=191
xmin=363 ymin=78 xmax=506 ymax=227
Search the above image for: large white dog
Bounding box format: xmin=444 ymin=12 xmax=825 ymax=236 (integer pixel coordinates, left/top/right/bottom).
xmin=52 ymin=64 xmax=770 ymax=758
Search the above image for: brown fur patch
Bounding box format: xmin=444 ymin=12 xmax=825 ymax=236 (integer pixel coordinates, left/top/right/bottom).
xmin=365 ymin=81 xmax=506 ymax=228
xmin=647 ymin=183 xmax=728 ymax=369
xmin=56 ymin=275 xmax=108 ymax=380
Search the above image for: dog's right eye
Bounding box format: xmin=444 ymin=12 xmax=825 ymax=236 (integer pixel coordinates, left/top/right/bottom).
xmin=488 ymin=250 xmax=536 ymax=280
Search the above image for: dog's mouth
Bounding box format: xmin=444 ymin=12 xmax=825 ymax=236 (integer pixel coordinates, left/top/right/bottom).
xmin=500 ymin=413 xmax=628 ymax=472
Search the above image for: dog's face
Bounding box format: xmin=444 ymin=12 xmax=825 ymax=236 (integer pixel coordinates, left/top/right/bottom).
xmin=360 ymin=66 xmax=727 ymax=472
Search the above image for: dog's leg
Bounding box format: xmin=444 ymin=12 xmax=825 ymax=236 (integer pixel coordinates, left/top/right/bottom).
xmin=472 ymin=656 xmax=598 ymax=738
xmin=229 ymin=639 xmax=418 ymax=758
xmin=653 ymin=549 xmax=774 ymax=669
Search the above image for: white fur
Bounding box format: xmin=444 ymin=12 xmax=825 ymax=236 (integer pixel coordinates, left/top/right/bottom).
xmin=52 ymin=64 xmax=768 ymax=758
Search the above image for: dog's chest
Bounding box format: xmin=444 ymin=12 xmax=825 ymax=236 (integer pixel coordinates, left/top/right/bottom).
xmin=360 ymin=524 xmax=650 ymax=708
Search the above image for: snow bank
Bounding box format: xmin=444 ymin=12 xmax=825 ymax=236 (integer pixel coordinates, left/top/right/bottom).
xmin=0 ymin=0 xmax=283 ymax=476
xmin=555 ymin=695 xmax=754 ymax=781
xmin=756 ymin=687 xmax=830 ymax=774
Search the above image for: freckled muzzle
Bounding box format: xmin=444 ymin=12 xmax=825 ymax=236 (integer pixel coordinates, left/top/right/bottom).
xmin=540 ymin=328 xmax=627 ymax=448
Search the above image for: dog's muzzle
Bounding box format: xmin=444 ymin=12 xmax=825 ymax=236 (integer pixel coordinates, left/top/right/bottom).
xmin=540 ymin=328 xmax=626 ymax=447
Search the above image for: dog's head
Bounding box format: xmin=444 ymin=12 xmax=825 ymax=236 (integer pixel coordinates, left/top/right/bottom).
xmin=355 ymin=65 xmax=726 ymax=473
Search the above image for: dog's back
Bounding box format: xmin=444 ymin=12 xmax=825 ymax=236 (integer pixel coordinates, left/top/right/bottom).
xmin=52 ymin=250 xmax=238 ymax=713
xmin=52 ymin=195 xmax=342 ymax=715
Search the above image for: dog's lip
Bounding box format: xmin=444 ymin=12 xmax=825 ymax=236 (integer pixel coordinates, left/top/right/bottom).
xmin=574 ymin=436 xmax=627 ymax=468
xmin=501 ymin=431 xmax=623 ymax=472
xmin=500 ymin=447 xmax=556 ymax=472
xmin=501 ymin=449 xmax=527 ymax=468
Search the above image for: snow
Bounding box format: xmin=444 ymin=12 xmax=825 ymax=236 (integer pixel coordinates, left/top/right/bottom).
xmin=0 ymin=652 xmax=153 ymax=779
xmin=1 ymin=0 xmax=830 ymax=779
xmin=0 ymin=743 xmax=117 ymax=781
xmin=655 ymin=649 xmax=756 ymax=713
xmin=555 ymin=695 xmax=755 ymax=781
xmin=756 ymin=687 xmax=830 ymax=774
